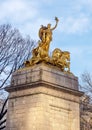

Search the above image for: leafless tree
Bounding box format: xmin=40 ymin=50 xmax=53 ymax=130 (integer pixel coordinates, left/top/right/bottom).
xmin=80 ymin=71 xmax=92 ymax=101
xmin=0 ymin=24 xmax=36 ymax=129
xmin=0 ymin=24 xmax=35 ymax=89
xmin=80 ymin=72 xmax=92 ymax=130
xmin=80 ymin=95 xmax=92 ymax=130
xmin=0 ymin=98 xmax=8 ymax=130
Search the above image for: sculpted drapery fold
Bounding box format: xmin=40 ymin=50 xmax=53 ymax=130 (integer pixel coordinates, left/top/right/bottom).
xmin=24 ymin=17 xmax=70 ymax=73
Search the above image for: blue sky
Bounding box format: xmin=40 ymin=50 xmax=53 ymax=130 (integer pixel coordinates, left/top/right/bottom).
xmin=0 ymin=0 xmax=92 ymax=78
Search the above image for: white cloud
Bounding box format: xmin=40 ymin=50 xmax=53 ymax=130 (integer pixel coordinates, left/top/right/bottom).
xmin=64 ymin=44 xmax=92 ymax=76
xmin=63 ymin=43 xmax=92 ymax=56
xmin=78 ymin=0 xmax=92 ymax=9
xmin=19 ymin=18 xmax=51 ymax=39
xmin=60 ymin=16 xmax=90 ymax=34
xmin=39 ymin=0 xmax=53 ymax=4
xmin=0 ymin=0 xmax=92 ymax=78
xmin=0 ymin=0 xmax=38 ymax=23
xmin=68 ymin=0 xmax=92 ymax=12
xmin=0 ymin=0 xmax=92 ymax=36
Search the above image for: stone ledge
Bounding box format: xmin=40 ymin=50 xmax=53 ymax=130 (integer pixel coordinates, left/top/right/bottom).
xmin=10 ymin=63 xmax=78 ymax=90
xmin=5 ymin=80 xmax=83 ymax=98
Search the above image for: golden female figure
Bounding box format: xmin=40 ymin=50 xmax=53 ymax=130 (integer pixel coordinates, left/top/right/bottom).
xmin=39 ymin=17 xmax=59 ymax=53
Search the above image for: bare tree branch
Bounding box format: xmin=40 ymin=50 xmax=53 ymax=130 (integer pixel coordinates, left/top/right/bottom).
xmin=80 ymin=71 xmax=92 ymax=130
xmin=0 ymin=24 xmax=35 ymax=88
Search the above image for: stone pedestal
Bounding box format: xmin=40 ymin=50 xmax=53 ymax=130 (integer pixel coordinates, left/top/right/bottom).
xmin=5 ymin=63 xmax=83 ymax=130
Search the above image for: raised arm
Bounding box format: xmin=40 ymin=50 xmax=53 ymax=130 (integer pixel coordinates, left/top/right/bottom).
xmin=51 ymin=17 xmax=59 ymax=31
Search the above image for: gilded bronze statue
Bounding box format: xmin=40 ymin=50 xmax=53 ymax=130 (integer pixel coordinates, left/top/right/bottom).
xmin=32 ymin=17 xmax=59 ymax=59
xmin=39 ymin=17 xmax=59 ymax=47
xmin=24 ymin=17 xmax=71 ymax=73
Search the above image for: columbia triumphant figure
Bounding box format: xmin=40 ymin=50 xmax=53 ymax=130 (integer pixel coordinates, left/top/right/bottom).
xmin=38 ymin=17 xmax=59 ymax=53
xmin=24 ymin=17 xmax=70 ymax=73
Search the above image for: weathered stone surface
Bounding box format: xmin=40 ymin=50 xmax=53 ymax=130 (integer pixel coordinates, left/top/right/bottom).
xmin=10 ymin=63 xmax=78 ymax=90
xmin=5 ymin=63 xmax=83 ymax=130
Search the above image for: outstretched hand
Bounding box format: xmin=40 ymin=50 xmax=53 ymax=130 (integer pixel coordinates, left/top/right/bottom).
xmin=55 ymin=17 xmax=59 ymax=22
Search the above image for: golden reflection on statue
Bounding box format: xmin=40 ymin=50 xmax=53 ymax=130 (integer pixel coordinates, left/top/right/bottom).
xmin=39 ymin=17 xmax=59 ymax=45
xmin=27 ymin=17 xmax=59 ymax=65
xmin=52 ymin=48 xmax=70 ymax=72
xmin=24 ymin=17 xmax=71 ymax=73
xmin=38 ymin=17 xmax=59 ymax=55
